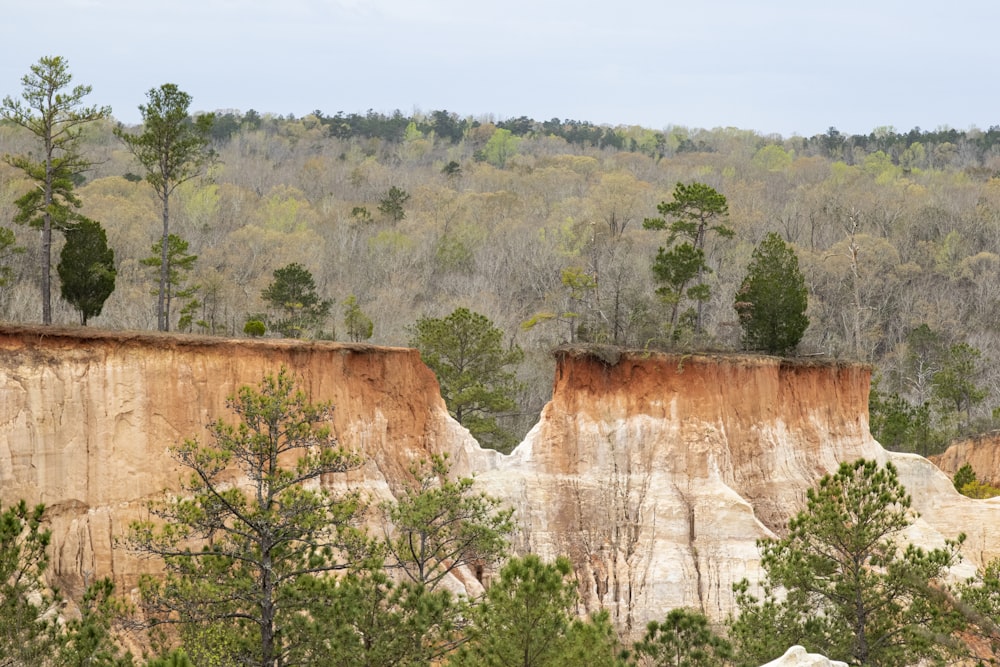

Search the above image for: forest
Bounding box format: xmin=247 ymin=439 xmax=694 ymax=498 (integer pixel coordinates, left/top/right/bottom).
xmin=4 ymin=58 xmax=1000 ymax=455
xmin=6 ymin=56 xmax=1000 ymax=666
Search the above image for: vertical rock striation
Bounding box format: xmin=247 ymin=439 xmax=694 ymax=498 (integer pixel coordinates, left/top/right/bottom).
xmin=0 ymin=329 xmax=995 ymax=634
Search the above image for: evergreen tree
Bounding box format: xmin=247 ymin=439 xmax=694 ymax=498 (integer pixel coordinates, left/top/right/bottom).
xmin=953 ymin=462 xmax=977 ymax=492
xmin=643 ymin=182 xmax=732 ymax=332
xmin=627 ymin=608 xmax=732 ymax=667
xmin=58 ymin=217 xmax=116 ymax=325
xmin=733 ymin=232 xmax=809 ymax=355
xmin=728 ymin=459 xmax=964 ymax=667
xmin=446 ymin=557 xmax=624 ymax=666
xmin=650 ymin=242 xmax=709 ymax=333
xmin=1 ymin=55 xmax=111 ymax=324
xmin=0 ymin=500 xmax=59 ymax=664
xmin=139 ymin=234 xmax=197 ymax=332
xmin=261 ymin=262 xmax=332 ymax=338
xmin=295 ymin=557 xmax=459 ymax=666
xmin=932 ymin=342 xmax=987 ymax=429
xmin=0 ymin=226 xmax=24 ymax=290
xmin=342 ymin=295 xmax=374 ymax=342
xmin=58 ymin=577 xmax=135 ymax=667
xmin=377 ymin=186 xmax=410 ymax=222
xmin=124 ymin=368 xmax=365 ymax=667
xmin=868 ymin=377 xmax=937 ymax=455
xmin=382 ymin=455 xmax=513 ymax=589
xmin=958 ymin=558 xmax=1000 ymax=663
xmin=410 ymin=308 xmax=524 ymax=453
xmin=115 ymin=84 xmax=213 ymax=331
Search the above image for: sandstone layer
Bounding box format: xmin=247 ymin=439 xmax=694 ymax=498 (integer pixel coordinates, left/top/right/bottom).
xmin=0 ymin=327 xmax=996 ymax=636
xmin=931 ymin=432 xmax=1000 ymax=487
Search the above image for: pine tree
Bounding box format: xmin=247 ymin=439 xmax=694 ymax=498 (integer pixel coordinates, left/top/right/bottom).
xmin=139 ymin=234 xmax=197 ymax=332
xmin=410 ymin=308 xmax=524 ymax=452
xmin=261 ymin=263 xmax=331 ymax=338
xmin=728 ymin=459 xmax=964 ymax=667
xmin=1 ymin=55 xmax=110 ymax=324
xmin=644 ymin=182 xmax=732 ymax=332
xmin=115 ymin=84 xmax=213 ymax=331
xmin=734 ymin=232 xmax=809 ymax=355
xmin=125 ymin=368 xmax=364 ymax=667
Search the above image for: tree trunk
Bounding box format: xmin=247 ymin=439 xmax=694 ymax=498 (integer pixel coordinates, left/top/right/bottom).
xmin=261 ymin=547 xmax=276 ymax=667
xmin=42 ymin=150 xmax=53 ymax=325
xmin=42 ymin=223 xmax=52 ymax=326
xmin=159 ymin=189 xmax=170 ymax=331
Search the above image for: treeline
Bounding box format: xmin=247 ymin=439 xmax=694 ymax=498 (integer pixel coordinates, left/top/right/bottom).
xmin=207 ymin=107 xmax=1000 ymax=168
xmin=4 ymin=57 xmax=1000 ymax=454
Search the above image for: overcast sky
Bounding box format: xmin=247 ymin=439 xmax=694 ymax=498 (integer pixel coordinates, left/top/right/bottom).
xmin=3 ymin=0 xmax=998 ymax=138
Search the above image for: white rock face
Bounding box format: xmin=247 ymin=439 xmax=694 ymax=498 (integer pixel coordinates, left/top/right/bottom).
xmin=1 ymin=329 xmax=997 ymax=642
xmin=475 ymin=350 xmax=1000 ymax=636
xmin=760 ymin=646 xmax=848 ymax=667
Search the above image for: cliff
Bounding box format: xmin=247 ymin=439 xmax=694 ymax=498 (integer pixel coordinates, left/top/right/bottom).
xmin=931 ymin=433 xmax=1000 ymax=487
xmin=1 ymin=328 xmax=996 ymax=636
xmin=0 ymin=326 xmax=494 ymax=599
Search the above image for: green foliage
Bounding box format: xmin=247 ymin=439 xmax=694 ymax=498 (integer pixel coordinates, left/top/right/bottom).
xmin=260 ymin=262 xmax=331 ymax=338
xmin=382 ymin=455 xmax=514 ymax=589
xmin=958 ymin=558 xmax=1000 ymax=662
xmin=377 ymin=186 xmax=410 ymax=222
xmin=115 ymin=83 xmax=213 ymax=331
xmin=125 ymin=368 xmax=365 ymax=667
xmin=953 ymin=463 xmax=977 ymax=492
xmin=58 ymin=217 xmax=116 ymax=325
xmin=555 ymin=610 xmax=626 ymax=667
xmin=644 ymin=182 xmax=732 ymax=333
xmin=293 ymin=558 xmax=459 ymax=666
xmin=733 ymin=232 xmax=808 ymax=355
xmin=0 ymin=500 xmax=59 ymax=664
xmin=0 ymin=226 xmax=24 ymax=289
xmin=350 ymin=205 xmax=372 ymax=223
xmin=144 ymin=649 xmax=194 ymax=667
xmin=728 ymin=459 xmax=964 ymax=667
xmin=868 ymin=379 xmax=939 ymax=455
xmin=482 ymin=128 xmax=520 ymax=168
xmin=1 ymin=55 xmax=111 ymax=324
xmin=59 ymin=578 xmax=135 ymax=667
xmin=642 ymin=182 xmax=732 ymax=244
xmin=446 ymin=555 xmax=578 ymax=667
xmin=243 ymin=318 xmax=266 ymax=337
xmin=410 ymin=308 xmax=525 ymax=452
xmin=627 ymin=608 xmax=732 ymax=667
xmin=140 ymin=234 xmax=197 ymax=332
xmin=523 ymin=268 xmax=598 ymax=343
xmin=958 ymin=478 xmax=1000 ymax=499
xmin=114 ymin=84 xmax=214 ymax=199
xmin=342 ymin=295 xmax=374 ymax=342
xmin=932 ymin=342 xmax=988 ymax=426
xmin=651 ymin=242 xmax=708 ymax=333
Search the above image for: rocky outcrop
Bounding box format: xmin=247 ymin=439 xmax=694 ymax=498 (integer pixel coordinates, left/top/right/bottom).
xmin=474 ymin=349 xmax=998 ymax=633
xmin=930 ymin=433 xmax=1000 ymax=487
xmin=761 ymin=646 xmax=848 ymax=667
xmin=0 ymin=328 xmax=996 ymax=636
xmin=0 ymin=326 xmax=495 ymax=600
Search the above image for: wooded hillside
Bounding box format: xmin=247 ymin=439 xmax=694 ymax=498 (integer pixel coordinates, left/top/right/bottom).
xmin=3 ymin=109 xmax=1000 ymax=453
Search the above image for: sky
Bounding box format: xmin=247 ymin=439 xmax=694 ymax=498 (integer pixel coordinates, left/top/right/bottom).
xmin=2 ymin=0 xmax=999 ymax=138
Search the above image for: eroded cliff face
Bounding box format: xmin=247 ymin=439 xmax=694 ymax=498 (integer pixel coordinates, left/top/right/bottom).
xmin=0 ymin=326 xmax=496 ymax=600
xmin=931 ymin=433 xmax=1000 ymax=487
xmin=0 ymin=328 xmax=996 ymax=637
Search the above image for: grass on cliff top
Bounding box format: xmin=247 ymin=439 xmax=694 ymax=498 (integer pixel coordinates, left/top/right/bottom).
xmin=553 ymin=343 xmax=865 ymax=370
